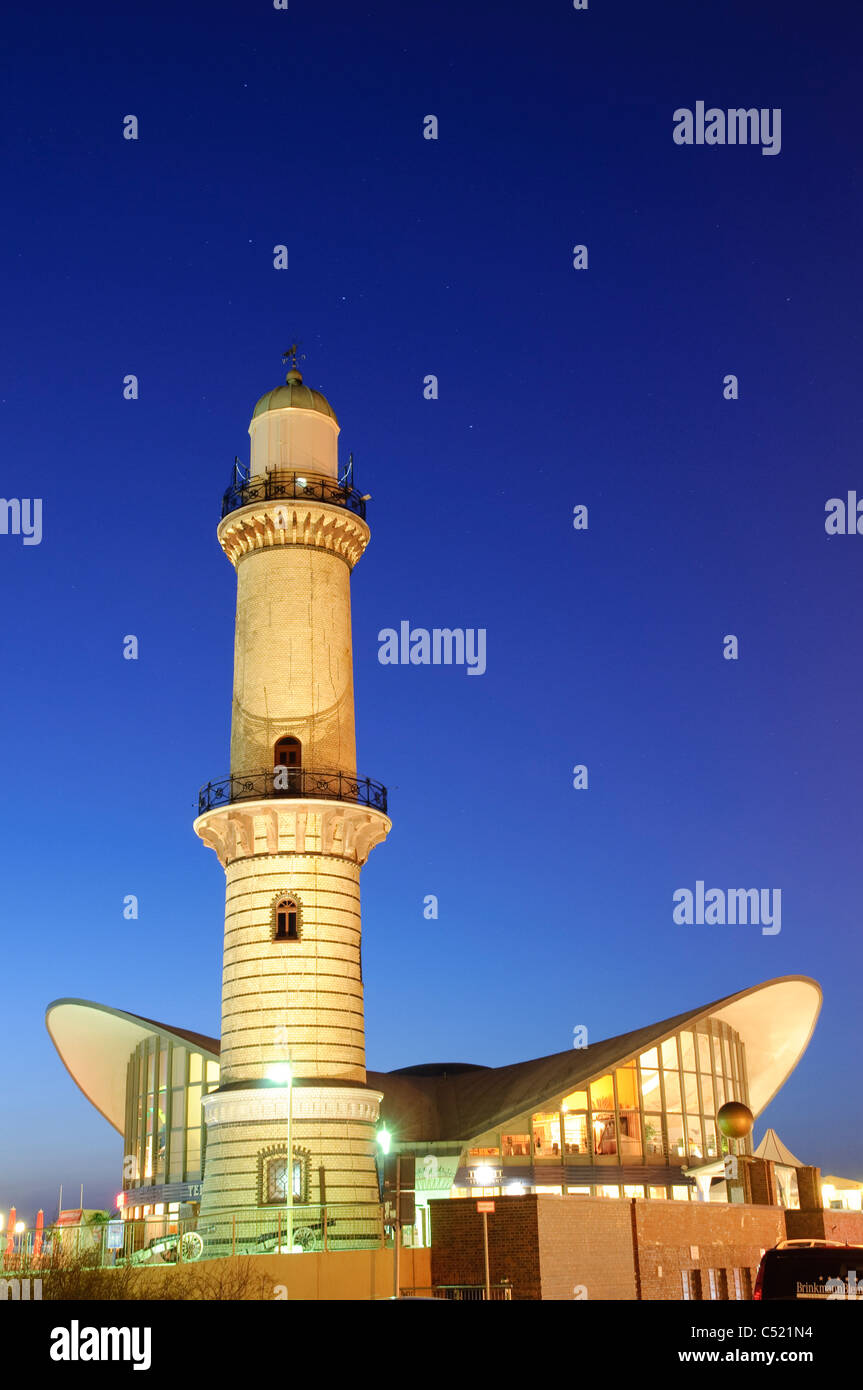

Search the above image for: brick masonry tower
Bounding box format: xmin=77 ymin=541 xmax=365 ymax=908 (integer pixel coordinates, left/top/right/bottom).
xmin=194 ymin=356 xmax=390 ymax=1226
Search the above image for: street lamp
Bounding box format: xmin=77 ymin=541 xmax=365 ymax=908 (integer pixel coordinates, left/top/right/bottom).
xmin=376 ymin=1126 xmax=400 ymax=1297
xmin=266 ymin=1062 xmax=293 ymax=1251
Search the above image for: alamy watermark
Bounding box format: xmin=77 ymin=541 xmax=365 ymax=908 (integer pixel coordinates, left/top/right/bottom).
xmin=0 ymin=498 xmax=42 ymax=545
xmin=0 ymin=1277 xmax=42 ymax=1300
xmin=673 ymin=103 xmax=781 ymax=156
xmin=825 ymin=492 xmax=863 ymax=534
xmin=673 ymin=881 xmax=781 ymax=936
xmin=378 ymin=622 xmax=486 ymax=675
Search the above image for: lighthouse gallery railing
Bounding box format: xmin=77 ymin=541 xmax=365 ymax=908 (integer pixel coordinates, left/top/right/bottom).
xmin=198 ymin=767 xmax=388 ymax=816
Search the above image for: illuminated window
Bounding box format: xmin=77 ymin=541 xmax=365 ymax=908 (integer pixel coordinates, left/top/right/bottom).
xmin=531 ymin=1113 xmax=561 ymax=1156
xmin=597 ymin=1185 xmax=620 ymax=1199
xmin=502 ymin=1135 xmax=530 ymax=1156
xmin=686 ymin=1115 xmax=703 ymax=1159
xmin=562 ymin=1112 xmax=588 ymax=1154
xmin=615 ymin=1066 xmax=641 ymax=1156
xmin=671 ymin=1185 xmax=691 ymax=1202
xmin=561 ymin=1090 xmax=588 ymax=1110
xmin=664 ymin=1070 xmax=682 ymax=1111
xmin=683 ymin=1072 xmax=699 ymax=1112
xmin=644 ymin=1115 xmax=664 ymax=1156
xmin=590 ymin=1075 xmax=616 ymax=1156
xmin=667 ymin=1116 xmax=685 ymax=1159
xmin=661 ymin=1037 xmax=678 ymax=1069
xmin=274 ymin=897 xmax=300 ymax=942
xmin=171 ymin=1048 xmax=187 ymax=1087
xmin=265 ymin=1154 xmax=305 ymax=1204
xmin=704 ymin=1120 xmax=719 ymax=1158
xmin=639 ymin=1065 xmax=661 ymax=1110
xmin=468 ymin=1146 xmax=499 ymax=1157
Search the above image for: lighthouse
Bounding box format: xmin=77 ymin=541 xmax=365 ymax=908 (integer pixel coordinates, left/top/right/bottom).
xmin=194 ymin=353 xmax=390 ymax=1233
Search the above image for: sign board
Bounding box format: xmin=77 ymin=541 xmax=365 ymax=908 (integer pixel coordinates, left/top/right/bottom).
xmin=476 ymin=1201 xmax=495 ymax=1213
xmin=106 ymin=1221 xmax=125 ymax=1251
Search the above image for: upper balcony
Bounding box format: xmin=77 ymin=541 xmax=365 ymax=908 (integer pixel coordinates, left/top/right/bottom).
xmin=198 ymin=767 xmax=388 ymax=816
xmin=221 ymin=469 xmax=367 ymax=522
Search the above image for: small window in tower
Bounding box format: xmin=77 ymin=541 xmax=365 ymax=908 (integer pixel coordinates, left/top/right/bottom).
xmin=274 ymin=737 xmax=302 ymax=793
xmin=259 ymin=1145 xmax=311 ymax=1206
xmin=274 ymin=736 xmax=301 ymax=767
xmin=274 ymin=896 xmax=300 ymax=942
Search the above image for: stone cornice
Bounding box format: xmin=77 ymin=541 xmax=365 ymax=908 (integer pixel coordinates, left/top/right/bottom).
xmin=194 ymin=798 xmax=391 ymax=869
xmin=202 ymin=1085 xmax=383 ymax=1128
xmin=217 ymin=501 xmax=370 ymax=570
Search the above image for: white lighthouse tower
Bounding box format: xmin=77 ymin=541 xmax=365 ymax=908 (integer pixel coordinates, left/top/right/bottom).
xmin=194 ymin=353 xmax=390 ymax=1234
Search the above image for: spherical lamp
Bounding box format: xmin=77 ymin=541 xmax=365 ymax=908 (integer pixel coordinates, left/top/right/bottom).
xmin=717 ymin=1101 xmax=754 ymax=1140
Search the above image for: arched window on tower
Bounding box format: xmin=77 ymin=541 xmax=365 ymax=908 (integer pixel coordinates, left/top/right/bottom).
xmin=274 ymin=736 xmax=302 ymax=793
xmin=274 ymin=896 xmax=300 ymax=942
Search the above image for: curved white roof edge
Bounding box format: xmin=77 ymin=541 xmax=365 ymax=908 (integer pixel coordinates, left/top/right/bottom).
xmin=46 ymin=975 xmax=821 ymax=1139
xmin=706 ymin=975 xmax=821 ymax=1115
xmin=46 ymin=998 xmax=219 ymax=1135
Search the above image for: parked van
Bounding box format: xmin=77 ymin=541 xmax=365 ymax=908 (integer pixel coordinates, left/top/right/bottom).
xmin=754 ymin=1239 xmax=863 ymax=1300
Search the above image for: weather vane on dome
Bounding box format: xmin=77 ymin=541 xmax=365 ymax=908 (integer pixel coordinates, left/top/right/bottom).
xmin=282 ymin=343 xmax=305 ymax=372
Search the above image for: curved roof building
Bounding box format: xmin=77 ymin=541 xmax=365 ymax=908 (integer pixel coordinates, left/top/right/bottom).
xmin=46 ymin=975 xmax=821 ymax=1214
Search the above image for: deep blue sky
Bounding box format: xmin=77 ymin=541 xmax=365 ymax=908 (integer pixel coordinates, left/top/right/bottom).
xmin=1 ymin=0 xmax=861 ymax=1221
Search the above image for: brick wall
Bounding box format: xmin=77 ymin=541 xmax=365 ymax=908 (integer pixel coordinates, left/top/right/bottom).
xmin=537 ymin=1197 xmax=637 ymax=1300
xmin=633 ymin=1198 xmax=784 ymax=1301
xmin=429 ymin=1195 xmax=786 ymax=1301
xmin=785 ymin=1208 xmax=863 ymax=1244
xmin=429 ymin=1197 xmax=541 ymax=1299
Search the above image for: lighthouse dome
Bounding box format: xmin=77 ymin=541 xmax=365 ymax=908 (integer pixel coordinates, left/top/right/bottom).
xmin=251 ymin=369 xmax=339 ymax=425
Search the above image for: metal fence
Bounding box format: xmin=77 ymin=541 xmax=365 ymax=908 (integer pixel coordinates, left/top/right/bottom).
xmin=198 ymin=766 xmax=388 ymax=815
xmin=221 ymin=472 xmax=367 ymax=521
xmin=0 ymin=1203 xmax=392 ymax=1272
xmin=401 ymin=1285 xmax=513 ymax=1301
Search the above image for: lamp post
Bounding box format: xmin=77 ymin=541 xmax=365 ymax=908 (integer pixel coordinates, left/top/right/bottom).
xmin=376 ymin=1126 xmax=401 ymax=1298
xmin=473 ymin=1165 xmax=496 ymax=1300
xmin=267 ymin=1062 xmax=293 ymax=1251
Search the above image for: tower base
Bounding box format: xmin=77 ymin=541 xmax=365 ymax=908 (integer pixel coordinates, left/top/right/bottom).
xmin=198 ymin=1083 xmax=383 ymax=1255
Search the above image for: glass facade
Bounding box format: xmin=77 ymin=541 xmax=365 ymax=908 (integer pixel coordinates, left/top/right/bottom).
xmin=458 ymin=1015 xmax=752 ymax=1201
xmin=124 ymin=1037 xmax=220 ymax=1191
xmin=120 ymin=1015 xmax=753 ymax=1211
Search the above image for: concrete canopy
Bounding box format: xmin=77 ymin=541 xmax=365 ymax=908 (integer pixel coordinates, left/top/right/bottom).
xmin=45 ymin=999 xmax=218 ymax=1135
xmin=46 ymin=975 xmax=820 ymax=1147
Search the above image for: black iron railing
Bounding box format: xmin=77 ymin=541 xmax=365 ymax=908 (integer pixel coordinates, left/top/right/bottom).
xmin=221 ymin=471 xmax=367 ymax=521
xmin=198 ymin=767 xmax=387 ymax=815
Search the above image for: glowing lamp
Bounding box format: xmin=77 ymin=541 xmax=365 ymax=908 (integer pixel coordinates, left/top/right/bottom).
xmin=267 ymin=1063 xmax=292 ymax=1084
